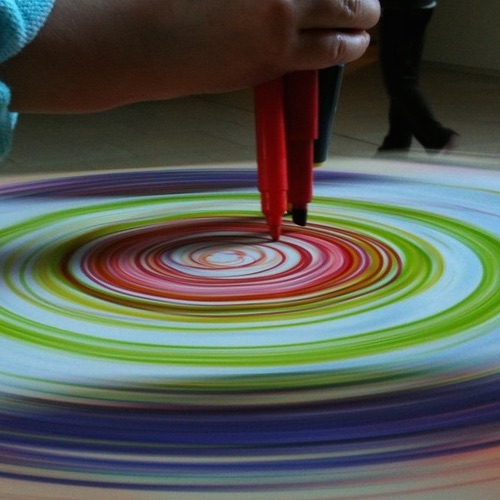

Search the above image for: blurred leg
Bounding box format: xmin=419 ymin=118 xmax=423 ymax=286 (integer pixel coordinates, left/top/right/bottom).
xmin=378 ymin=8 xmax=456 ymax=152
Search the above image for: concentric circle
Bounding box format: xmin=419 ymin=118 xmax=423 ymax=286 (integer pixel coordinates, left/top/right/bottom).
xmin=0 ymin=161 xmax=499 ymax=497
xmin=0 ymin=181 xmax=496 ymax=365
xmin=74 ymin=217 xmax=401 ymax=304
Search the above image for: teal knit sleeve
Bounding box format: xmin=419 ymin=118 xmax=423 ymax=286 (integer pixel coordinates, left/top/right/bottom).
xmin=1 ymin=0 xmax=56 ymax=161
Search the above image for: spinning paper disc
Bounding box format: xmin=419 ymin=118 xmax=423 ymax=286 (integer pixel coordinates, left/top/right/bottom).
xmin=0 ymin=159 xmax=499 ymax=499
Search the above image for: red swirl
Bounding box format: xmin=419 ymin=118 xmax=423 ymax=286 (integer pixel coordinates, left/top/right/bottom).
xmin=69 ymin=218 xmax=401 ymax=309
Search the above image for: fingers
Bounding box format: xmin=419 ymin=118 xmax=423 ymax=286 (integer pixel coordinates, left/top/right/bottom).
xmin=296 ymin=29 xmax=371 ymax=68
xmin=293 ymin=0 xmax=380 ymax=69
xmin=299 ymin=0 xmax=381 ymax=31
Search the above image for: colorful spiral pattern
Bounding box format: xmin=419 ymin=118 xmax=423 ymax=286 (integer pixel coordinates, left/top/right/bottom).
xmin=0 ymin=160 xmax=499 ymax=498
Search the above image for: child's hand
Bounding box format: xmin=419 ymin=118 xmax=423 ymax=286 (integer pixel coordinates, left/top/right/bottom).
xmin=146 ymin=0 xmax=380 ymax=95
xmin=1 ymin=0 xmax=380 ymax=112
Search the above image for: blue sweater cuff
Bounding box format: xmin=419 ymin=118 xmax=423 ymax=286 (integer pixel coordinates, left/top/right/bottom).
xmin=0 ymin=81 xmax=17 ymax=160
xmin=1 ymin=0 xmax=56 ymax=161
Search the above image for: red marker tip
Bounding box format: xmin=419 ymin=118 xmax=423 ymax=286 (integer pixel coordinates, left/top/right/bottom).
xmin=270 ymin=225 xmax=281 ymax=241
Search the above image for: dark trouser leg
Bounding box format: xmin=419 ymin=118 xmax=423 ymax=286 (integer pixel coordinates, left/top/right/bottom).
xmin=378 ymin=8 xmax=456 ymax=152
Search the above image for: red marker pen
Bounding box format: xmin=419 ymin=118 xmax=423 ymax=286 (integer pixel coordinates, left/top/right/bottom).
xmin=284 ymin=70 xmax=319 ymax=226
xmin=254 ymin=78 xmax=288 ymax=241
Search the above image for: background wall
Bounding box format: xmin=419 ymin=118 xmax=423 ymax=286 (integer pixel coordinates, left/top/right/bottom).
xmin=424 ymin=0 xmax=500 ymax=74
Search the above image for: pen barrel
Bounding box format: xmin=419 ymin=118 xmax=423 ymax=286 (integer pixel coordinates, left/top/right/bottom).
xmin=284 ymin=71 xmax=319 ymax=140
xmin=284 ymin=70 xmax=318 ymax=209
xmin=287 ymin=141 xmax=314 ymax=207
xmin=314 ymin=65 xmax=344 ymax=164
xmin=254 ymin=79 xmax=288 ymax=222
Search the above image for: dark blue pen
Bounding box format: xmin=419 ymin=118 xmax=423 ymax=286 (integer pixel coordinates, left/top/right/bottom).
xmin=314 ymin=65 xmax=344 ymax=165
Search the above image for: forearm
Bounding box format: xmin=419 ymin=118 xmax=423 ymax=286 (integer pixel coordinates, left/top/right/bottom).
xmin=0 ymin=0 xmax=164 ymax=112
